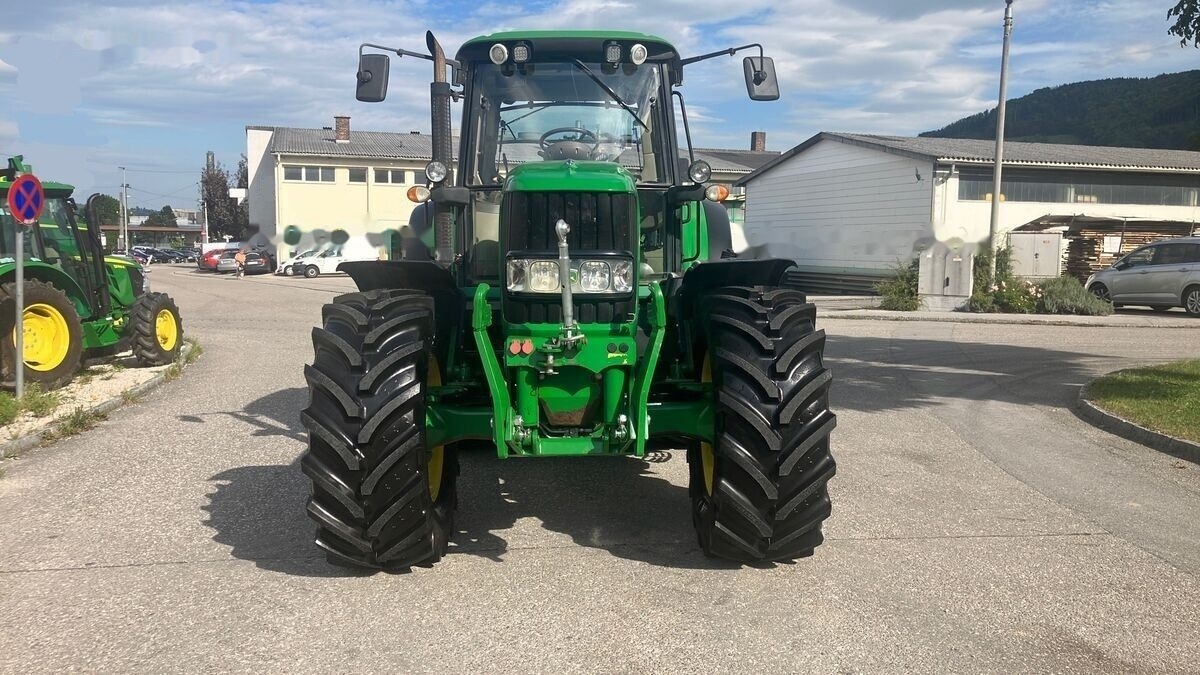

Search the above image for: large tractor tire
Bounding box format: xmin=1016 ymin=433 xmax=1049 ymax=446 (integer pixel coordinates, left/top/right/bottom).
xmin=0 ymin=280 xmax=84 ymax=390
xmin=130 ymin=292 xmax=183 ymax=366
xmin=688 ymin=286 xmax=836 ymax=563
xmin=300 ymin=289 xmax=457 ymax=570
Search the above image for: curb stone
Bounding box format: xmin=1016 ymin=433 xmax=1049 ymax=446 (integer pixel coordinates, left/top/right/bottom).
xmin=824 ymin=309 xmax=1197 ymax=328
xmin=1075 ymin=391 xmax=1200 ymax=466
xmin=0 ymin=344 xmax=194 ymax=460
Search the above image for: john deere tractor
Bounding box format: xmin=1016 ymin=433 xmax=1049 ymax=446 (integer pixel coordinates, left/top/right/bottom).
xmin=0 ymin=157 xmax=184 ymax=389
xmin=301 ymin=31 xmax=836 ymax=569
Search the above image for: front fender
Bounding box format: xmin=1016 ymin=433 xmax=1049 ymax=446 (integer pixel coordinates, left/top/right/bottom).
xmin=338 ymin=260 xmax=463 ymax=364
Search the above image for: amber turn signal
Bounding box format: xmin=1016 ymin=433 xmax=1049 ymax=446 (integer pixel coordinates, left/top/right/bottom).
xmin=705 ymin=184 xmax=730 ymax=202
xmin=407 ymin=185 xmax=431 ymax=203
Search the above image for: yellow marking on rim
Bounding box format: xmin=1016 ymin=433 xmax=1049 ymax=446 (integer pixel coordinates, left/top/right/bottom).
xmin=427 ymin=356 xmax=445 ymax=502
xmin=701 ymin=352 xmax=715 ymax=496
xmin=21 ymin=303 xmax=70 ymax=372
xmin=155 ymin=309 xmax=179 ymax=351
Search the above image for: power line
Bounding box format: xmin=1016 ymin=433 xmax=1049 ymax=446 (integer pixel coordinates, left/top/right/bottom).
xmin=121 ymin=167 xmax=199 ymax=175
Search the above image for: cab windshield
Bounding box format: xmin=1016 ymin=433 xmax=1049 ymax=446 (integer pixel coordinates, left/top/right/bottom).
xmin=465 ymin=61 xmax=667 ymax=186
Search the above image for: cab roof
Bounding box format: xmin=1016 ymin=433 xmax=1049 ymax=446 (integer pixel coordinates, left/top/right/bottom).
xmin=456 ymin=30 xmax=681 ymax=70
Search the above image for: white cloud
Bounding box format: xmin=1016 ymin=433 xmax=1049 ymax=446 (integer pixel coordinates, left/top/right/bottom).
xmin=0 ymin=0 xmax=1193 ymax=200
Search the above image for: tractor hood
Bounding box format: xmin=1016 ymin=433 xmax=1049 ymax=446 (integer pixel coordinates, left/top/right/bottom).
xmin=504 ymin=160 xmax=635 ymax=194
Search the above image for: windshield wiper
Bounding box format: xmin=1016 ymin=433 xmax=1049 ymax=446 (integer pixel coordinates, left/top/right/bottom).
xmin=570 ymin=60 xmax=649 ymax=131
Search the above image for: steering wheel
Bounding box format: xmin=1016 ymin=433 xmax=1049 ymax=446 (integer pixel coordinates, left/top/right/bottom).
xmin=539 ymin=127 xmax=600 ymax=160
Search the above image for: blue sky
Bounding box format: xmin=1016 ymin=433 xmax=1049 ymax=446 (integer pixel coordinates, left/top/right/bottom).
xmin=1 ymin=0 xmax=1195 ymax=209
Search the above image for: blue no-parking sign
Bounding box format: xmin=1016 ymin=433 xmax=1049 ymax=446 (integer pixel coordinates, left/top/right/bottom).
xmin=6 ymin=173 xmax=44 ymax=226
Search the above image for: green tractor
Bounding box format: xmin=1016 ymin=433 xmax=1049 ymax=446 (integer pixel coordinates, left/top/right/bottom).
xmin=302 ymin=31 xmax=836 ymax=569
xmin=0 ymin=157 xmax=184 ymax=389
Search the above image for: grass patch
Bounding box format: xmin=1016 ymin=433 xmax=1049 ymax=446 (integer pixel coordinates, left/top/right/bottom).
xmin=182 ymin=337 xmax=203 ymax=365
xmin=120 ymin=388 xmax=143 ymax=404
xmin=1086 ymin=360 xmax=1200 ymax=443
xmin=0 ymin=393 xmax=19 ymax=426
xmin=40 ymin=407 xmax=106 ymax=445
xmin=20 ymin=385 xmax=61 ymax=418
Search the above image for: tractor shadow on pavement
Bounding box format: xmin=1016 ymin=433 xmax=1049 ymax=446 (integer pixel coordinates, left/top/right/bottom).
xmin=448 ymin=448 xmax=743 ymax=570
xmin=201 ymin=388 xmax=739 ymax=575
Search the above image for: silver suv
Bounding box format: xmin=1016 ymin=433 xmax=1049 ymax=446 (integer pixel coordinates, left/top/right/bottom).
xmin=1086 ymin=236 xmax=1200 ymax=316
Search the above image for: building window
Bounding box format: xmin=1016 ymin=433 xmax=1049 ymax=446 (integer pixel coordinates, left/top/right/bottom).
xmin=412 ymin=170 xmax=427 ymax=185
xmin=374 ymin=169 xmax=408 ymax=184
xmin=958 ymin=168 xmax=1199 ymax=206
xmin=348 ymin=168 xmax=367 ymax=183
xmin=285 ymin=165 xmax=334 ymax=182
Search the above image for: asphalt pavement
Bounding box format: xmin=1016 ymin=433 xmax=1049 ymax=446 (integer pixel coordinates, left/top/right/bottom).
xmin=2 ymin=268 xmax=1199 ymax=672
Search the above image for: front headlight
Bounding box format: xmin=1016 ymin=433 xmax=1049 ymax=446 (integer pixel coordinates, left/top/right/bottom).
xmin=507 ymin=258 xmax=635 ymax=294
xmin=506 ymin=259 xmax=527 ymax=292
xmin=527 ymin=261 xmax=561 ymax=292
xmin=611 ymin=260 xmax=633 ymax=292
xmin=579 ymin=261 xmax=611 ymax=292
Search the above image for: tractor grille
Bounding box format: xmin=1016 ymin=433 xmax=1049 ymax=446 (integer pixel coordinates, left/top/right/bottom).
xmin=501 ymin=191 xmax=635 ymax=325
xmin=502 ymin=191 xmax=634 ymax=253
xmin=128 ymin=267 xmax=146 ymax=296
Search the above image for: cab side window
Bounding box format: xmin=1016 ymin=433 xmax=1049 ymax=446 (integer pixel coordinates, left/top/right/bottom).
xmin=1152 ymin=244 xmax=1189 ymax=266
xmin=1186 ymin=244 xmax=1200 ymax=264
xmin=1122 ymin=248 xmax=1154 ymax=268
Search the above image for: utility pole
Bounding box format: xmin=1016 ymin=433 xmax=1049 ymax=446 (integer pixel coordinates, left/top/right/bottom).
xmin=987 ymin=0 xmax=1015 ymax=281
xmin=119 ymin=166 xmax=128 ymax=251
xmin=202 ymin=199 xmax=210 ymax=245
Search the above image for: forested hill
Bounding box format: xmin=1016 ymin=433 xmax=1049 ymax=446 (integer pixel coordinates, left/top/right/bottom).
xmin=921 ymin=71 xmax=1200 ymax=150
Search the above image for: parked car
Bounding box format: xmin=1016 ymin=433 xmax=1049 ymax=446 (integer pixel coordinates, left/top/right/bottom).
xmin=198 ymin=249 xmax=225 ymax=271
xmin=216 ymin=250 xmax=273 ymax=275
xmin=132 ymin=246 xmax=176 ymax=264
xmin=276 ymin=246 xmax=326 ymax=275
xmin=1087 ymin=236 xmax=1200 ymax=316
xmin=292 ymin=245 xmax=379 ymax=278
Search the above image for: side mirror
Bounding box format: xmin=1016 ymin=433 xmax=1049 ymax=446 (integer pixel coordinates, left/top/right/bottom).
xmin=356 ymin=53 xmax=391 ymax=102
xmin=1113 ymin=261 xmax=1130 ymax=271
xmin=743 ymin=56 xmax=779 ymax=101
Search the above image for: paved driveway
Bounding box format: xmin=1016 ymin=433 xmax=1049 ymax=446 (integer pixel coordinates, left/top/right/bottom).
xmin=2 ymin=269 xmax=1198 ymax=672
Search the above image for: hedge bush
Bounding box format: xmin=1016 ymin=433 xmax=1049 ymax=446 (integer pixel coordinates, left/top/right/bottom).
xmin=875 ymin=259 xmax=920 ymax=311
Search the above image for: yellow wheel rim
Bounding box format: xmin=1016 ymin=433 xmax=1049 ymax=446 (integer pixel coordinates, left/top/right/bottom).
xmin=427 ymin=356 xmax=445 ymax=502
xmin=701 ymin=353 xmax=715 ymax=496
xmin=155 ymin=309 xmax=179 ymax=352
xmin=21 ymin=303 xmax=71 ymax=372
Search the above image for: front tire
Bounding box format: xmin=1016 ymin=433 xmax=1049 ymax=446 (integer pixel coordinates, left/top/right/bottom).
xmin=130 ymin=292 xmax=183 ymax=366
xmin=1089 ymin=283 xmax=1111 ymax=303
xmin=688 ymin=286 xmax=837 ymax=563
xmin=1184 ymin=285 xmax=1200 ymax=317
xmin=0 ymin=280 xmax=83 ymax=390
xmin=301 ymin=289 xmax=457 ymax=570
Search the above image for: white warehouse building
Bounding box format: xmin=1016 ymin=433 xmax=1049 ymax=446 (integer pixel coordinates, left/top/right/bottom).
xmin=736 ymin=133 xmax=1200 ymax=292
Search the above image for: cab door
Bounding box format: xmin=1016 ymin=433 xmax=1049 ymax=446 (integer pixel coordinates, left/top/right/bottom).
xmin=1147 ymin=242 xmax=1200 ymax=303
xmin=1108 ymin=246 xmax=1155 ymax=302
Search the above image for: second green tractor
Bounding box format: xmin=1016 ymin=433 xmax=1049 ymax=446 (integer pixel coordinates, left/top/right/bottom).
xmin=0 ymin=157 xmax=184 ymax=390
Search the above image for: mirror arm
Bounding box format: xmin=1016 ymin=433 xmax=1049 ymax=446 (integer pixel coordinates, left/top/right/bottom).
xmin=680 ymin=43 xmax=765 ymax=75
xmin=359 ymin=43 xmax=462 ymax=70
xmin=672 ymin=91 xmax=695 ymax=164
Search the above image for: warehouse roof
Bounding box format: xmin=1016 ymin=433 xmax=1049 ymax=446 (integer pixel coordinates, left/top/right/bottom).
xmin=738 ymin=132 xmax=1200 ymax=185
xmin=253 ymin=125 xmax=778 ymax=174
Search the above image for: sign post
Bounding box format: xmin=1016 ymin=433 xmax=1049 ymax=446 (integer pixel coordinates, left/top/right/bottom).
xmin=6 ymin=173 xmax=45 ymax=400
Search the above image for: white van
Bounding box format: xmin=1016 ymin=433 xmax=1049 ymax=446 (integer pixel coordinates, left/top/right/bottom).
xmin=292 ymin=245 xmax=379 ymax=278
xmin=277 ymin=245 xmax=327 ymax=275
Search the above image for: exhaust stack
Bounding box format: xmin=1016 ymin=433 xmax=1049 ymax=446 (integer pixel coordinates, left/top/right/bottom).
xmin=427 ymin=31 xmax=455 ymax=266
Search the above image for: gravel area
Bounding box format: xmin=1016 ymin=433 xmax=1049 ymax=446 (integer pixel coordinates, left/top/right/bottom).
xmin=2 ymin=356 xmax=175 ymax=445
